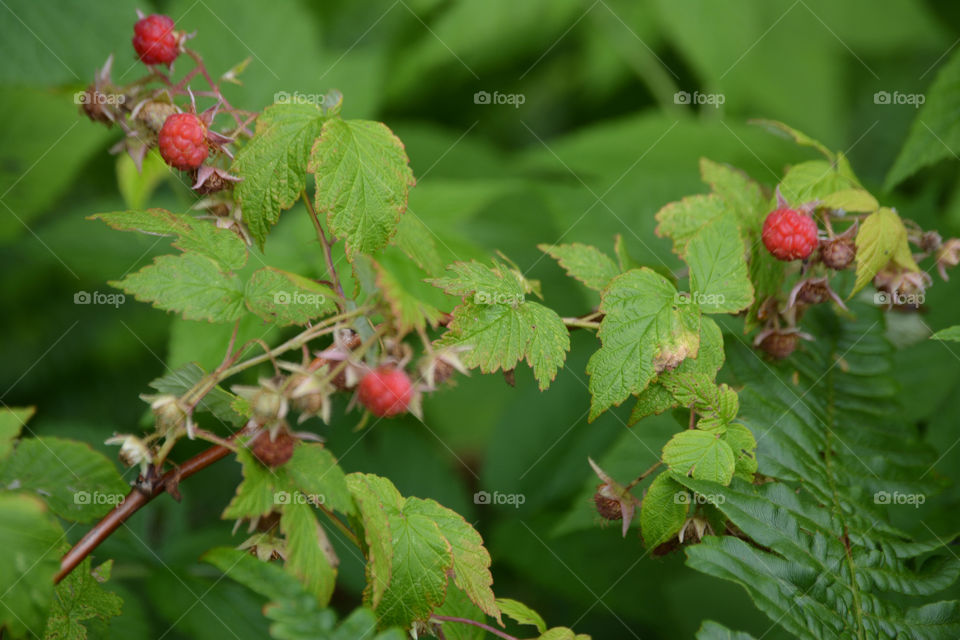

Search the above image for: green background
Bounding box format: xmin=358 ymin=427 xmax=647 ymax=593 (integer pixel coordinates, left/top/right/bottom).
xmin=2 ymin=0 xmax=960 ymax=638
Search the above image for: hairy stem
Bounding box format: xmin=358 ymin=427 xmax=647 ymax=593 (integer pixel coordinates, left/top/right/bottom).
xmin=302 ymin=191 xmax=347 ymax=305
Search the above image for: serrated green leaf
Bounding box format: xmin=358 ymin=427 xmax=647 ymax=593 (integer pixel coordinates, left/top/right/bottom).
xmin=280 ymin=501 xmax=337 ymax=606
xmin=245 ymin=267 xmax=338 ymax=326
xmin=722 ymin=423 xmax=758 ymax=480
xmin=429 ymin=260 xmax=528 ymax=301
xmin=587 ymin=268 xmax=700 ymax=419
xmin=346 ymin=473 xmax=402 ymax=609
xmin=662 ymin=430 xmax=735 ymax=484
xmin=520 ymin=302 xmax=570 ymax=390
xmin=111 ymin=253 xmax=246 ymax=323
xmin=853 ymin=207 xmax=920 ymax=294
xmin=932 ymin=325 xmax=960 ymax=342
xmin=405 ymin=498 xmax=500 ymax=623
xmin=43 ymin=558 xmax=122 ymax=640
xmin=365 ymin=253 xmax=444 ymax=333
xmin=750 ymin=119 xmax=834 ymax=160
xmin=886 ymin=48 xmax=960 ymax=188
xmin=390 ymin=214 xmax=444 ymax=276
xmin=309 ymin=119 xmax=415 ymax=257
xmin=282 ymin=444 xmax=354 ymax=517
xmin=640 ymin=472 xmax=688 ymax=549
xmin=778 ymin=160 xmax=860 ymax=204
xmin=91 ymin=209 xmax=247 ymax=271
xmin=686 ymin=216 xmax=753 ymax=314
xmin=148 ymin=362 xmax=245 ymax=427
xmin=436 ymin=587 xmax=487 ymax=640
xmin=660 ymin=372 xmax=739 ymax=430
xmin=0 ymin=406 xmax=32 ymax=462
xmin=0 ymin=493 xmax=63 ymax=638
xmin=655 ymin=194 xmax=728 ymax=256
xmin=233 ymin=103 xmax=327 ymax=248
xmin=696 ymin=620 xmax=758 ymax=640
xmin=223 ymin=448 xmax=283 ymax=520
xmin=537 ymin=628 xmax=591 ymax=640
xmin=496 ymin=598 xmax=547 ymax=633
xmin=699 ymin=159 xmax=767 ymax=228
xmin=538 ymin=243 xmax=620 ymax=292
xmin=0 ymin=437 xmax=128 ymax=523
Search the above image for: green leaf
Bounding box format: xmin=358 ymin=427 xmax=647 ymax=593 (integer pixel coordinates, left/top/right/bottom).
xmin=640 ymin=472 xmax=688 ymax=549
xmin=685 ymin=216 xmax=754 ymax=314
xmin=364 ymin=253 xmax=444 ymax=333
xmin=723 ymin=423 xmax=758 ymax=481
xmin=778 ymin=160 xmax=859 ymax=204
xmin=346 ymin=473 xmax=402 ymax=609
xmin=116 ymin=150 xmax=168 ymax=210
xmin=245 ymin=267 xmax=338 ymax=326
xmin=308 ymin=119 xmax=416 ymax=257
xmin=886 ymin=48 xmax=960 ymax=188
xmin=655 ymin=194 xmax=728 ymax=256
xmin=587 ymin=268 xmax=700 ymax=419
xmin=0 ymin=406 xmax=32 ymax=462
xmin=660 ymin=372 xmax=739 ymax=430
xmin=696 ymin=620 xmax=758 ymax=640
xmin=0 ymin=493 xmax=63 ymax=638
xmin=630 ymin=317 xmax=724 ymax=424
xmin=0 ymin=437 xmax=128 ymax=523
xmin=932 ymin=326 xmax=960 ymax=342
xmin=429 ymin=260 xmax=529 ymax=301
xmin=496 ymin=598 xmax=547 ymax=633
xmin=91 ymin=209 xmax=247 ymax=271
xmin=223 ymin=448 xmax=282 ymax=520
xmin=43 ymin=558 xmax=122 ymax=640
xmin=698 ymin=159 xmax=767 ymax=228
xmin=233 ymin=103 xmax=327 ymax=248
xmin=390 ymin=214 xmax=444 ymax=276
xmin=148 ymin=362 xmax=246 ymax=427
xmin=111 ymin=253 xmax=245 ymax=323
xmin=520 ymin=303 xmax=571 ymax=390
xmin=280 ymin=501 xmax=337 ymax=606
xmin=282 ymin=444 xmax=355 ymax=517
xmin=819 ymin=188 xmax=878 ymax=213
xmin=661 ymin=431 xmax=735 ymax=485
xmin=538 ymin=243 xmax=620 ymax=292
xmin=853 ymin=207 xmax=920 ymax=294
xmin=537 ymin=628 xmax=591 ymax=640
xmin=404 ymin=498 xmax=500 ymax=622
xmin=750 ymin=119 xmax=834 ymax=160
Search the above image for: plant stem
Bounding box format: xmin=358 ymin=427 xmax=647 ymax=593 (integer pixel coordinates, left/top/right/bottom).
xmin=626 ymin=460 xmax=662 ymax=490
xmin=431 ymin=616 xmax=519 ymax=640
xmin=562 ymin=318 xmax=601 ymax=330
xmin=302 ymin=191 xmax=347 ymax=305
xmin=317 ymin=504 xmax=359 ymax=547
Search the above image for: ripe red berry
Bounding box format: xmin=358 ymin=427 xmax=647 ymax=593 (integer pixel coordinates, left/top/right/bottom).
xmin=762 ymin=208 xmax=819 ymax=261
xmin=133 ymin=14 xmax=180 ymax=66
xmin=358 ymin=366 xmax=413 ymax=417
xmin=158 ymin=113 xmax=208 ymax=170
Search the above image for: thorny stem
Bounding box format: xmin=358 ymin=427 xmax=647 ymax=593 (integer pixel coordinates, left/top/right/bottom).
xmin=625 ymin=460 xmax=662 ymax=491
xmin=431 ymin=616 xmax=519 ymax=640
xmin=302 ymin=191 xmax=347 ymax=305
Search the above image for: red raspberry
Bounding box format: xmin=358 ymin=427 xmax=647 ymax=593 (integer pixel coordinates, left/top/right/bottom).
xmin=133 ymin=14 xmax=180 ymax=66
xmin=158 ymin=113 xmax=209 ymax=171
xmin=358 ymin=366 xmax=413 ymax=417
xmin=762 ymin=208 xmax=819 ymax=261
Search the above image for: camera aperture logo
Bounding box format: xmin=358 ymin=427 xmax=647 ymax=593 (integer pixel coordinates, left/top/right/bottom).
xmin=74 ymin=290 xmax=125 ymax=308
xmin=473 ymin=490 xmax=525 ymax=508
xmin=273 ymin=290 xmax=326 ymax=307
xmin=474 ymin=90 xmax=526 ymax=109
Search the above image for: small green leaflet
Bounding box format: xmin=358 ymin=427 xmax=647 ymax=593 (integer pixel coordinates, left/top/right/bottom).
xmin=91 ymin=209 xmax=247 ymax=271
xmin=777 ymin=160 xmax=860 ymax=204
xmin=0 ymin=436 xmax=129 ymax=523
xmin=640 ymin=472 xmax=688 ymax=549
xmin=853 ymin=207 xmax=920 ymax=295
xmin=357 ymin=251 xmax=445 ymax=333
xmin=819 ymin=189 xmax=878 ymax=213
xmin=662 ymin=430 xmax=735 ymax=485
xmin=750 ymin=119 xmax=834 ymax=160
xmin=0 ymin=493 xmax=63 ymax=638
xmin=390 ymin=214 xmax=444 ymax=276
xmin=232 ymin=102 xmax=327 ymax=248
xmin=245 ymin=267 xmax=339 ymax=325
xmin=43 ymin=558 xmax=122 ymax=640
xmin=724 ymin=423 xmax=758 ymax=480
xmin=661 ymin=372 xmax=739 ymax=431
xmin=149 ymin=362 xmax=245 ymax=426
xmin=696 ymin=620 xmax=759 ymax=640
xmin=685 ymin=216 xmax=754 ymax=314
xmin=281 ymin=501 xmax=338 ymax=606
xmin=538 ymin=243 xmax=620 ymax=292
xmin=496 ymin=598 xmax=547 ymax=633
xmin=537 ymin=628 xmax=592 ymax=640
xmin=698 ymin=159 xmax=767 ymax=229
xmin=432 ymin=261 xmax=569 ymax=390
xmin=932 ymin=326 xmax=960 ymax=342
xmin=587 ymin=268 xmax=700 ymax=420
xmin=282 ymin=444 xmax=355 ymax=517
xmin=346 ymin=473 xmax=500 ymax=629
xmin=308 ymin=119 xmax=416 ymax=258
xmin=655 ymin=194 xmax=729 ymax=256
xmin=222 ymin=447 xmax=283 ymax=520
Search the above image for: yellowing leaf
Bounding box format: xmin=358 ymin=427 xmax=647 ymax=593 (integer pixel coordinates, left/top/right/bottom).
xmin=853 ymin=207 xmax=919 ymax=295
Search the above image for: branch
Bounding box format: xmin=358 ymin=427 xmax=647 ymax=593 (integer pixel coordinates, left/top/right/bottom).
xmin=431 ymin=616 xmax=519 ymax=640
xmin=55 ymin=440 xmax=233 ymax=583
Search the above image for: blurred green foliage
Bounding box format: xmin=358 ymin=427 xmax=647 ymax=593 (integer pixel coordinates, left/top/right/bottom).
xmin=3 ymin=0 xmax=960 ymax=638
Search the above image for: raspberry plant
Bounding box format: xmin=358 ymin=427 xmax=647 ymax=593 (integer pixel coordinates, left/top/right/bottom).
xmin=4 ymin=7 xmax=960 ymax=640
